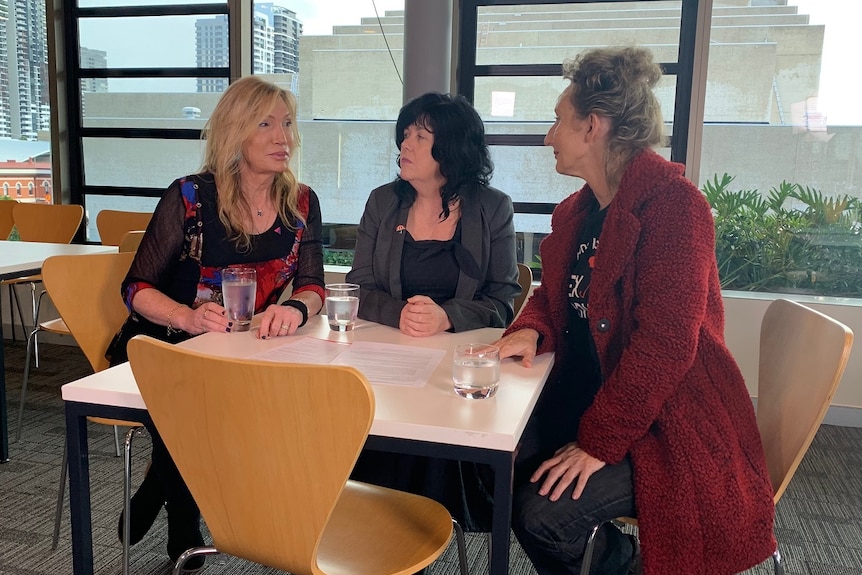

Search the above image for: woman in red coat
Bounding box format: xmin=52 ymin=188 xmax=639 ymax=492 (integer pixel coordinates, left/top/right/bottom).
xmin=495 ymin=46 xmax=776 ymax=575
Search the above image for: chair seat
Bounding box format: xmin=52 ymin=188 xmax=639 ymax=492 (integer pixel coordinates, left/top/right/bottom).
xmin=315 ymin=481 xmax=453 ymax=575
xmin=1 ymin=273 xmax=42 ymax=286
xmin=87 ymin=416 xmax=144 ymax=427
xmin=39 ymin=317 xmax=71 ymax=335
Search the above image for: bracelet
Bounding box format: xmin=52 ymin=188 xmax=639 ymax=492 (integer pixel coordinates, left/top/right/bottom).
xmin=281 ymin=299 xmax=309 ymax=327
xmin=166 ymin=304 xmax=186 ymax=337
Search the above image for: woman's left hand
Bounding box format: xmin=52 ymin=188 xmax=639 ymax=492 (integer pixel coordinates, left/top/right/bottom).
xmin=531 ymin=442 xmax=607 ymax=502
xmin=400 ymin=295 xmax=452 ymax=337
xmin=257 ymin=304 xmax=305 ymax=339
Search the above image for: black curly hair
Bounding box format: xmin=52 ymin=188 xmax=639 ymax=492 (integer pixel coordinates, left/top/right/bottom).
xmin=394 ymin=92 xmax=493 ymax=220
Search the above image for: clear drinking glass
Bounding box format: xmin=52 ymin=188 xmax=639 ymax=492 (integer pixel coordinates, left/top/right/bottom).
xmin=325 ymin=283 xmax=360 ymax=331
xmin=452 ymin=343 xmax=501 ymax=399
xmin=222 ymin=267 xmax=257 ymax=332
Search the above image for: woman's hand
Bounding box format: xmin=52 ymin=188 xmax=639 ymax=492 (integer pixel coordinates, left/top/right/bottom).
xmin=186 ymin=302 xmax=230 ymax=335
xmin=257 ymin=304 xmax=305 ymax=339
xmin=399 ymin=295 xmax=452 ymax=337
xmin=531 ymin=442 xmax=607 ymax=501
xmin=493 ymin=328 xmax=540 ymax=367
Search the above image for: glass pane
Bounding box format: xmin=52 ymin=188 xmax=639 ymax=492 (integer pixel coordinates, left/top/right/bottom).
xmin=83 ymin=196 xmax=159 ymax=243
xmin=83 ymin=138 xmax=206 ymax=188
xmin=475 ymin=2 xmax=682 ymax=66
xmin=79 ymin=15 xmax=220 ymax=68
xmin=255 ymin=1 xmax=406 ymax=121
xmin=79 ymin=0 xmax=220 ymax=6
xmin=700 ymin=0 xmax=862 ymax=299
xmin=82 ymin=83 xmax=222 ymax=128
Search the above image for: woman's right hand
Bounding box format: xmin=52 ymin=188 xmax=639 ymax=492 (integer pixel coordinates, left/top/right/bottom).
xmin=183 ymin=302 xmax=230 ymax=335
xmin=493 ymin=328 xmax=540 ymax=367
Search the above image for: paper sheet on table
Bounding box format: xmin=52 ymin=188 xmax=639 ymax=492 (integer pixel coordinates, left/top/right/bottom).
xmin=250 ymin=338 xmax=444 ymax=387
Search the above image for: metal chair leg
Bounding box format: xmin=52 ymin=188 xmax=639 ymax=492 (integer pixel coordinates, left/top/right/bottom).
xmin=15 ymin=323 xmax=41 ymax=441
xmin=52 ymin=435 xmax=68 ymax=550
xmin=772 ymin=547 xmax=785 ymax=575
xmin=171 ymin=547 xmax=219 ymax=575
xmin=113 ymin=425 xmax=122 ymax=457
xmin=579 ymin=523 xmax=603 ymax=575
xmin=451 ymin=518 xmax=469 ymax=575
xmin=122 ymin=426 xmax=147 ymax=575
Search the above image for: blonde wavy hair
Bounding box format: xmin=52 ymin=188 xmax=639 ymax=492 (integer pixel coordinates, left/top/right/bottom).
xmin=563 ymin=46 xmax=667 ymax=191
xmin=200 ymin=76 xmax=302 ymax=251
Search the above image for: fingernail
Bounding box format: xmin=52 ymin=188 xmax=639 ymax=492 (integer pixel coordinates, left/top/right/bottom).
xmin=261 ymin=335 xmax=267 ymax=340
xmin=221 ymin=310 xmax=226 ymax=316
xmin=228 ymin=321 xmax=234 ymax=327
xmin=225 ymin=327 xmax=231 ymax=333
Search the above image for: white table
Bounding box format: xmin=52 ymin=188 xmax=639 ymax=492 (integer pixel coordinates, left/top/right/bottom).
xmin=0 ymin=241 xmax=117 ymax=462
xmin=62 ymin=315 xmax=554 ymax=575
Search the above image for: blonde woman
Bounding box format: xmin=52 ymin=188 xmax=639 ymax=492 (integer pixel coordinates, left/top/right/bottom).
xmin=108 ymin=76 xmax=324 ymax=570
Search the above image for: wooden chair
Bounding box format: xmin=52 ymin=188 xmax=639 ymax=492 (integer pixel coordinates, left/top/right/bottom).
xmin=5 ymin=203 xmax=85 ymax=365
xmin=0 ymin=198 xmax=16 ymax=239
xmin=514 ymin=263 xmax=533 ymax=317
xmin=25 ymin=252 xmax=145 ymax=575
xmin=127 ymin=336 xmax=469 ymax=575
xmin=579 ymin=298 xmax=853 ymax=575
xmin=96 ymin=209 xmax=152 ymax=246
xmin=118 ymin=230 xmax=146 ymax=253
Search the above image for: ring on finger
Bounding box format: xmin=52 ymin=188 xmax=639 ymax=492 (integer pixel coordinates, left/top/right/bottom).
xmin=280 ymin=324 xmax=290 ymax=331
xmin=203 ymin=308 xmax=209 ymax=319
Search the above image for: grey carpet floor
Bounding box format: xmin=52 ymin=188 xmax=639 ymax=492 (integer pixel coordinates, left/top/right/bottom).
xmin=1 ymin=340 xmax=861 ymax=574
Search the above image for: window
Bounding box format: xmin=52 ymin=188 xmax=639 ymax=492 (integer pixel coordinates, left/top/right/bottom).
xmin=699 ymin=1 xmax=862 ymax=298
xmin=458 ymin=0 xmax=697 ymax=274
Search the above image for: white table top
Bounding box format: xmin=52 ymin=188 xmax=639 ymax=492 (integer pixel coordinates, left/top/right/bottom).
xmin=62 ymin=315 xmax=554 ymax=452
xmin=0 ymin=241 xmax=117 ymax=278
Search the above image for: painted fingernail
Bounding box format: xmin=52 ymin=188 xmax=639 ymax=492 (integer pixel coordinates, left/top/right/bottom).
xmin=221 ymin=310 xmax=226 ymax=316
xmin=261 ymin=335 xmax=267 ymax=340
xmin=228 ymin=321 xmax=234 ymax=327
xmin=225 ymin=327 xmax=231 ymax=333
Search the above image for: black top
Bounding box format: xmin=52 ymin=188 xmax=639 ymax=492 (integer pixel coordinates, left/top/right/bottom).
xmin=400 ymin=223 xmax=481 ymax=303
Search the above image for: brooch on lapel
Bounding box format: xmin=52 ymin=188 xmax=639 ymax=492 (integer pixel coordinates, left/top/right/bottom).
xmin=395 ymin=224 xmax=406 ymax=234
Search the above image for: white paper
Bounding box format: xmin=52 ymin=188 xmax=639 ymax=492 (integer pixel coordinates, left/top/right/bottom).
xmin=250 ymin=338 xmax=444 ymax=387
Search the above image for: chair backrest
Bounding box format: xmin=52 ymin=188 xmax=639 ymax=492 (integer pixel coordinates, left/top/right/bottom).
xmin=127 ymin=336 xmax=375 ymax=574
xmin=96 ymin=209 xmax=153 ymax=246
xmin=118 ymin=230 xmax=146 ymax=253
xmin=12 ymin=203 xmax=84 ymax=243
xmin=757 ymin=298 xmax=853 ymax=503
xmin=514 ymin=263 xmax=533 ymax=317
xmin=41 ymin=252 xmax=135 ymax=373
xmin=0 ymin=199 xmax=17 ymax=239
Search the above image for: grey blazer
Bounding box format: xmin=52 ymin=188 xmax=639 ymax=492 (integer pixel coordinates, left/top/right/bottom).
xmin=346 ymin=182 xmax=520 ymax=332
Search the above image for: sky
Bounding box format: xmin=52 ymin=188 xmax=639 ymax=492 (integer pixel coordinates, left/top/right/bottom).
xmin=789 ymin=1 xmax=859 ymax=125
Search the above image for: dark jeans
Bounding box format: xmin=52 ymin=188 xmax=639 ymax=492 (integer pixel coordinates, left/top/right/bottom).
xmin=512 ymin=457 xmax=636 ymax=575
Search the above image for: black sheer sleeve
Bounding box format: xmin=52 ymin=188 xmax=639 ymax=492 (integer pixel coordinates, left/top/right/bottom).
xmin=291 ymin=187 xmax=325 ymax=300
xmin=122 ymin=180 xmax=186 ymax=306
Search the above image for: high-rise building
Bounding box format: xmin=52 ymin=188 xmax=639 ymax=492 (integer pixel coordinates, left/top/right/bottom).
xmin=79 ymin=47 xmax=108 ymax=93
xmin=194 ymin=3 xmax=302 ymax=93
xmin=195 ymin=14 xmax=230 ymax=93
xmin=4 ymin=0 xmax=48 ymax=140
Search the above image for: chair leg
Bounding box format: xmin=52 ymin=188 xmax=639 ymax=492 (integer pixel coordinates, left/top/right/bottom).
xmin=122 ymin=426 xmax=148 ymax=575
xmin=451 ymin=518 xmax=469 ymax=575
xmin=114 ymin=425 xmax=122 ymax=457
xmin=772 ymin=547 xmax=785 ymax=575
xmin=579 ymin=523 xmax=603 ymax=575
xmin=15 ymin=324 xmax=41 ymax=441
xmin=52 ymin=435 xmax=69 ymax=550
xmin=9 ymin=283 xmax=28 ymax=342
xmin=171 ymin=547 xmax=219 ymax=575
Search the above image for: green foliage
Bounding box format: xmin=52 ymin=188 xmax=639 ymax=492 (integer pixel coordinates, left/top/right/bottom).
xmin=704 ymin=174 xmax=862 ymax=296
xmin=323 ymin=248 xmax=355 ymax=267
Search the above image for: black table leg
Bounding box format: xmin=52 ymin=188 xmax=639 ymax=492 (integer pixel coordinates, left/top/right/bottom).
xmin=0 ymin=319 xmax=9 ymax=463
xmin=489 ymin=449 xmax=515 ymax=575
xmin=66 ymin=402 xmax=93 ymax=575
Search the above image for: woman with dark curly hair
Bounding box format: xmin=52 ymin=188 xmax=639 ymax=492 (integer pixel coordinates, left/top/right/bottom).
xmin=346 ymin=91 xmax=520 ymax=336
xmin=346 ymin=92 xmax=519 ymax=535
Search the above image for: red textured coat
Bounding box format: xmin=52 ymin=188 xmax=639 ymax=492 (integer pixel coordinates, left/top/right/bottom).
xmin=509 ymin=150 xmax=776 ymax=574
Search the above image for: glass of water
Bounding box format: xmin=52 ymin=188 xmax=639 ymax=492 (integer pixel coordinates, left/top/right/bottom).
xmin=325 ymin=283 xmax=360 ymax=331
xmin=222 ymin=267 xmax=257 ymax=332
xmin=452 ymin=343 xmax=500 ymax=399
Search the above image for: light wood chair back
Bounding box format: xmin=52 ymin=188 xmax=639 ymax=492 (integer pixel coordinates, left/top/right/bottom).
xmin=12 ymin=203 xmax=84 ymax=243
xmin=128 ymin=336 xmax=458 ymax=575
xmin=514 ymin=263 xmax=533 ymax=317
xmin=41 ymin=252 xmax=135 ymax=373
xmin=118 ymin=230 xmax=146 ymax=253
xmin=96 ymin=209 xmax=153 ymax=246
xmin=0 ymin=199 xmax=17 ymax=239
xmin=757 ymin=298 xmax=853 ymax=503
